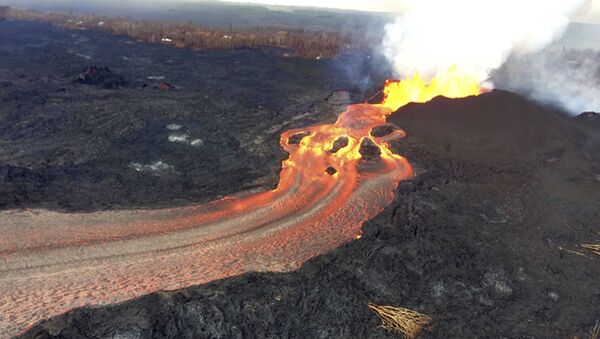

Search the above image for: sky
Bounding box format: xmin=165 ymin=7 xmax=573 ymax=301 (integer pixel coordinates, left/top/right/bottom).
xmin=222 ymin=0 xmax=600 ymax=24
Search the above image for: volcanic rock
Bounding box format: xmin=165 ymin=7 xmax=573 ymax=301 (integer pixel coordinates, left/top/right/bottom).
xmin=370 ymin=124 xmax=398 ymax=138
xmin=76 ymin=66 xmax=126 ymax=89
xmin=365 ymin=86 xmax=384 ymax=105
xmin=575 ymin=111 xmax=600 ymax=129
xmin=578 ymin=111 xmax=599 ymax=117
xmin=358 ymin=138 xmax=380 ymax=160
xmin=0 ymin=20 xmax=384 ymax=212
xmin=287 ymin=131 xmax=311 ymax=145
xmin=325 ymin=166 xmax=337 ymax=175
xmin=158 ymin=80 xmax=175 ymax=91
xmin=19 ymin=89 xmax=600 ymax=339
xmin=330 ymin=136 xmax=349 ymax=153
xmin=324 ymin=90 xmax=351 ymax=106
xmin=388 ymin=90 xmax=585 ymax=162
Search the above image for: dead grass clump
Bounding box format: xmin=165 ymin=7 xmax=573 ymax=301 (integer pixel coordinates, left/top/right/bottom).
xmin=368 ymin=302 xmax=432 ymax=338
xmin=581 ymin=244 xmax=600 ymax=256
xmin=559 ymin=235 xmax=600 ymax=262
xmin=591 ymin=320 xmax=599 ymax=339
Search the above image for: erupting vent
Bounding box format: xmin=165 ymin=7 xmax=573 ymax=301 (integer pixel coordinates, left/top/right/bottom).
xmin=0 ymin=68 xmax=481 ymax=337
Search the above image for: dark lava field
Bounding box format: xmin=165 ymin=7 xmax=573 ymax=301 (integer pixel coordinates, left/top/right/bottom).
xmin=0 ymin=20 xmax=385 ymax=212
xmin=1 ymin=20 xmax=599 ymax=339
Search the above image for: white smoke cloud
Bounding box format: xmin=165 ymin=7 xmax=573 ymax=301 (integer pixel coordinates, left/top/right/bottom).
xmin=382 ymin=0 xmax=590 ymax=81
xmin=493 ymin=48 xmax=600 ymax=113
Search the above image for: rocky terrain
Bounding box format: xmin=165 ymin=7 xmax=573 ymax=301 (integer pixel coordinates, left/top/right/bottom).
xmin=0 ymin=20 xmax=387 ymax=212
xmin=2 ymin=20 xmax=599 ymax=339
xmin=19 ymin=89 xmax=600 ymax=338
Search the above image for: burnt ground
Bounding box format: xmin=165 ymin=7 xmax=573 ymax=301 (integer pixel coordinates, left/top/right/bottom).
xmin=0 ymin=20 xmax=387 ymax=211
xmin=2 ymin=20 xmax=599 ymax=339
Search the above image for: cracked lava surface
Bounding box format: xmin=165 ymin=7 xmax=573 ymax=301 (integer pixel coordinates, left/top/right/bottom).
xmin=0 ymin=69 xmax=480 ymax=337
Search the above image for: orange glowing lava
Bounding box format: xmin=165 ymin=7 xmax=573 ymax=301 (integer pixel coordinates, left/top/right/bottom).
xmin=0 ymin=68 xmax=481 ymax=337
xmin=380 ymin=66 xmax=482 ymax=111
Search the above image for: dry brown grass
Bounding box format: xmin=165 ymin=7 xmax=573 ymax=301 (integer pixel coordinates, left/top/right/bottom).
xmin=559 ymin=233 xmax=600 ymax=262
xmin=581 ymin=244 xmax=600 ymax=256
xmin=591 ymin=320 xmax=599 ymax=339
xmin=368 ymin=302 xmax=432 ymax=338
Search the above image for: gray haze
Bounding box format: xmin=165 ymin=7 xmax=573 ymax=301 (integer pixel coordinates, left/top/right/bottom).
xmin=494 ymin=23 xmax=600 ymax=114
xmin=0 ymin=0 xmax=390 ymax=31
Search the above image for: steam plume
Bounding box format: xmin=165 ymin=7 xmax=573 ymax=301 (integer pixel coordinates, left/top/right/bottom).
xmin=493 ymin=48 xmax=600 ymax=113
xmin=382 ymin=0 xmax=590 ymax=82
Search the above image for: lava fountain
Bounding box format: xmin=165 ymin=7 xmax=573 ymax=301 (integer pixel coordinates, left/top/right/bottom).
xmin=0 ymin=67 xmax=481 ymax=337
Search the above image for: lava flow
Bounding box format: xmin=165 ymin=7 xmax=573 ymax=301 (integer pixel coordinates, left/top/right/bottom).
xmin=0 ymin=67 xmax=481 ymax=337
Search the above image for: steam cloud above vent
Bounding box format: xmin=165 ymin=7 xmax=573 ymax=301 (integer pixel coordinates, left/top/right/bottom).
xmin=382 ymin=0 xmax=590 ymax=82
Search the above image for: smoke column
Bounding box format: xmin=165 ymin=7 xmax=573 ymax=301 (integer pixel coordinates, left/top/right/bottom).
xmin=382 ymin=0 xmax=590 ymax=82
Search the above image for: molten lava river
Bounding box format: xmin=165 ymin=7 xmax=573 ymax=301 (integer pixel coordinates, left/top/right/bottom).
xmin=0 ymin=68 xmax=480 ymax=337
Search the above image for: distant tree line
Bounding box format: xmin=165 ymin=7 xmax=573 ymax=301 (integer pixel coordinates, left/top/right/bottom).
xmin=3 ymin=7 xmax=376 ymax=58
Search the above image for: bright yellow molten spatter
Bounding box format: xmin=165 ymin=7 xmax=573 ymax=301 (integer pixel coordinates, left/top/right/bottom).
xmin=380 ymin=66 xmax=482 ymax=111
